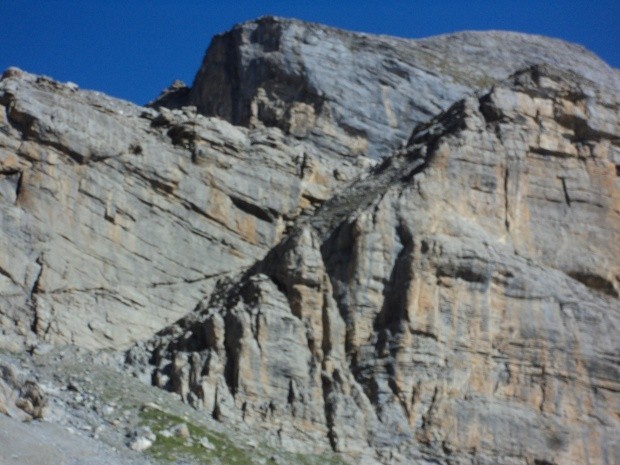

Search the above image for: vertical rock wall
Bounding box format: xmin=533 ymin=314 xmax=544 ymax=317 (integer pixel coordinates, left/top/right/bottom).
xmin=141 ymin=66 xmax=620 ymax=465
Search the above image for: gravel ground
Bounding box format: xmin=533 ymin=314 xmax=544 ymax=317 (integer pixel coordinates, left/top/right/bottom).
xmin=0 ymin=347 xmax=348 ymax=465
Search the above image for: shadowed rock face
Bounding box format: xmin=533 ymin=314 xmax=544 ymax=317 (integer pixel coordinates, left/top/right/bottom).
xmin=171 ymin=16 xmax=620 ymax=159
xmin=0 ymin=16 xmax=619 ymax=465
xmin=139 ymin=66 xmax=620 ymax=465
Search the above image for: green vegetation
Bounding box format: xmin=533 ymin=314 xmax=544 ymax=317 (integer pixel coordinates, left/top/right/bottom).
xmin=139 ymin=406 xmax=348 ymax=465
xmin=140 ymin=406 xmax=255 ymax=464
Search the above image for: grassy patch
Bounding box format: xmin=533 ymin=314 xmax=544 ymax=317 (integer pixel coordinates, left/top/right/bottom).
xmin=139 ymin=406 xmax=349 ymax=465
xmin=140 ymin=406 xmax=256 ymax=464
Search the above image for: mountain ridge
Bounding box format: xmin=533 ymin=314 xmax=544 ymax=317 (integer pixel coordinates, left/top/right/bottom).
xmin=153 ymin=17 xmax=619 ymax=161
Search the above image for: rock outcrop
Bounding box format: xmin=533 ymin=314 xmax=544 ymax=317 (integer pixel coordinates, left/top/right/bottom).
xmin=0 ymin=68 xmax=367 ymax=349
xmin=138 ymin=65 xmax=620 ymax=465
xmin=3 ymin=17 xmax=618 ymax=352
xmin=0 ymin=362 xmax=46 ymax=420
xmin=1 ymin=15 xmax=619 ymax=465
xmin=159 ymin=16 xmax=620 ymax=159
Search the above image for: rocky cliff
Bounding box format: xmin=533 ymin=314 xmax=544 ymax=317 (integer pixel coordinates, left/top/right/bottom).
xmin=135 ymin=64 xmax=620 ymax=465
xmin=0 ymin=67 xmax=367 ymax=349
xmin=1 ymin=16 xmax=619 ymax=465
xmin=154 ymin=17 xmax=619 ymax=159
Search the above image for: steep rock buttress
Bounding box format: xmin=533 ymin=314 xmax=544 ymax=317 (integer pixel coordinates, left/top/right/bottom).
xmin=136 ymin=66 xmax=620 ymax=465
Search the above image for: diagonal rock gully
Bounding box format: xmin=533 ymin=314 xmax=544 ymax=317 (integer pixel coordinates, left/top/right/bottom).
xmin=132 ymin=65 xmax=620 ymax=465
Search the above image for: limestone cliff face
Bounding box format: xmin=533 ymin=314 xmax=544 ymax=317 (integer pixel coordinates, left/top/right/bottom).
xmin=139 ymin=66 xmax=620 ymax=465
xmin=0 ymin=69 xmax=366 ymax=349
xmin=164 ymin=16 xmax=620 ymax=159
xmin=0 ymin=16 xmax=619 ymax=465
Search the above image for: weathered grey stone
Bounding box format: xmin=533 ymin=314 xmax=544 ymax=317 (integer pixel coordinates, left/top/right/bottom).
xmin=0 ymin=362 xmax=47 ymax=420
xmin=142 ymin=65 xmax=620 ymax=465
xmin=0 ymin=69 xmax=367 ymax=349
xmin=1 ymin=16 xmax=619 ymax=465
xmin=176 ymin=16 xmax=620 ymax=159
xmin=128 ymin=436 xmax=153 ymax=452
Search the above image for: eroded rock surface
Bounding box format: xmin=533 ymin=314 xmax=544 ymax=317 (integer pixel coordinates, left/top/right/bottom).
xmin=165 ymin=16 xmax=620 ymax=159
xmin=0 ymin=16 xmax=619 ymax=465
xmin=0 ymin=68 xmax=367 ymax=349
xmin=0 ymin=361 xmax=47 ymax=420
xmin=139 ymin=66 xmax=620 ymax=465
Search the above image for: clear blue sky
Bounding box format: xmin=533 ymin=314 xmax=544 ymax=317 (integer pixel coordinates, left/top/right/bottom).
xmin=1 ymin=1 xmax=618 ymax=105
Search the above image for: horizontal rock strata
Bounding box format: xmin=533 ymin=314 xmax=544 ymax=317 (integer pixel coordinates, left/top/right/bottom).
xmin=1 ymin=15 xmax=619 ymax=465
xmin=0 ymin=69 xmax=367 ymax=349
xmin=138 ymin=65 xmax=620 ymax=465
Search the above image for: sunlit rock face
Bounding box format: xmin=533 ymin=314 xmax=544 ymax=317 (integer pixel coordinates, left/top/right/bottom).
xmin=181 ymin=16 xmax=619 ymax=160
xmin=141 ymin=66 xmax=620 ymax=465
xmin=1 ymin=15 xmax=619 ymax=465
xmin=0 ymin=69 xmax=367 ymax=349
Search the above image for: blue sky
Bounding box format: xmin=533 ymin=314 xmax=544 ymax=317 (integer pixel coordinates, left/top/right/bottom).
xmin=1 ymin=1 xmax=618 ymax=105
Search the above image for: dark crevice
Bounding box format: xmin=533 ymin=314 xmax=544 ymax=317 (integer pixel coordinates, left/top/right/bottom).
xmin=559 ymin=177 xmax=571 ymax=206
xmin=410 ymin=328 xmax=439 ymax=341
xmin=29 ymin=256 xmax=44 ymax=334
xmin=230 ymin=195 xmax=275 ymax=223
xmin=504 ymin=166 xmax=511 ymax=231
xmin=478 ymin=93 xmax=503 ymax=124
xmin=148 ymin=271 xmax=229 ymax=289
xmin=129 ymin=143 xmax=143 ymax=155
xmin=374 ymin=223 xmax=414 ymax=331
xmin=223 ymin=311 xmax=242 ymax=396
xmin=212 ymin=386 xmax=223 ymax=421
xmin=567 ymin=271 xmax=618 ymax=298
xmin=400 ymin=146 xmax=434 ymax=183
xmin=263 ymin=273 xmax=289 ymax=303
xmin=565 ymin=115 xmax=616 ymax=144
xmin=388 ymin=375 xmax=412 ymax=423
xmin=320 ymin=282 xmax=334 ymax=358
xmin=287 ymin=379 xmax=295 ymax=405
xmin=0 ymin=169 xmax=22 ymax=203
xmin=143 ymin=176 xmax=176 ymax=194
xmin=419 ymin=386 xmax=439 ymax=441
xmin=0 ymin=266 xmax=18 ymax=286
xmin=372 ymin=155 xmax=392 ymax=175
xmin=167 ymin=125 xmax=196 ymax=149
xmin=29 ymin=256 xmax=44 ymax=298
xmin=320 ymin=222 xmax=354 ymax=326
xmin=298 ymin=152 xmax=311 ymax=178
xmin=528 ymin=146 xmax=574 ymax=158
xmin=538 ymin=365 xmax=547 ymax=412
xmin=4 ymin=100 xmax=33 ymax=136
xmin=436 ymin=258 xmax=492 ymax=284
xmin=320 ymin=372 xmax=338 ymax=451
xmin=339 ymin=122 xmax=367 ymax=139
xmin=408 ymin=98 xmax=468 ymax=146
